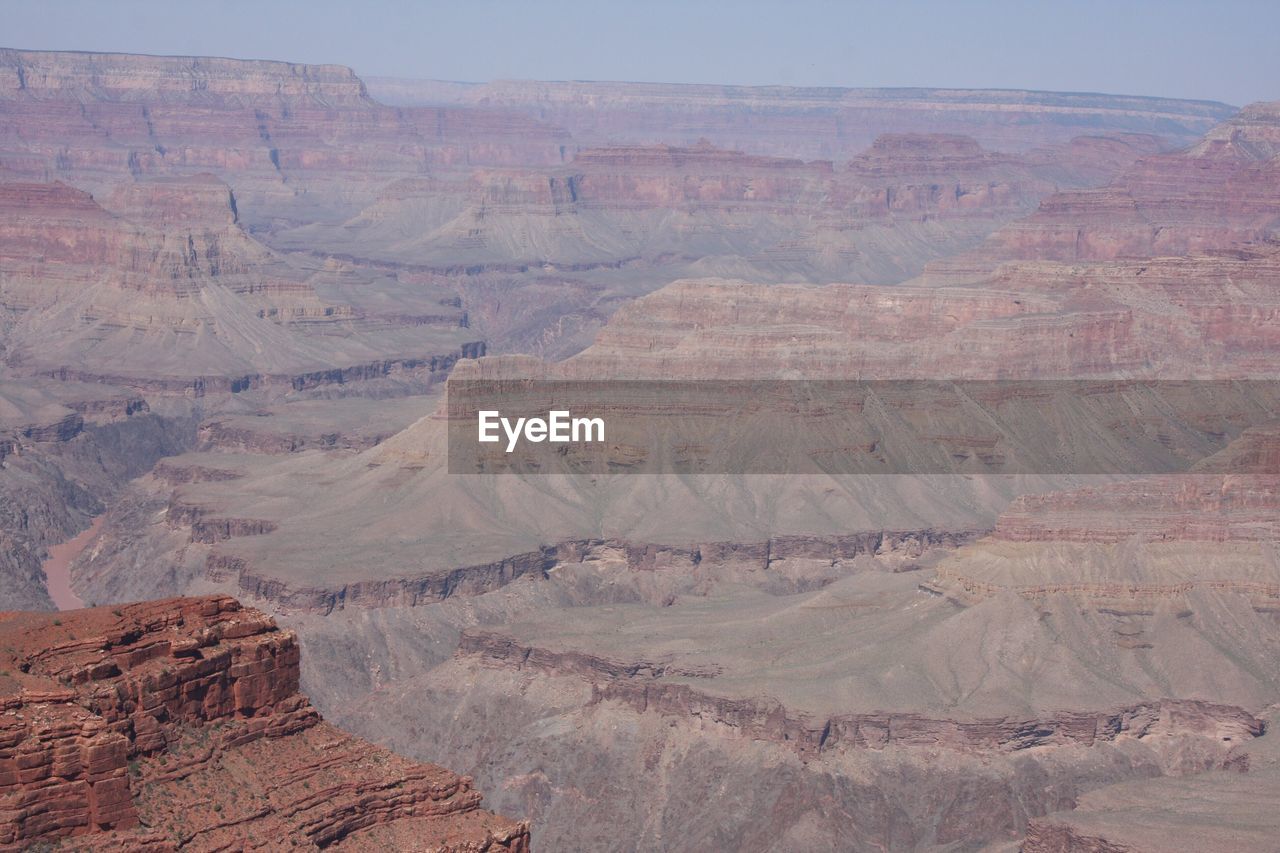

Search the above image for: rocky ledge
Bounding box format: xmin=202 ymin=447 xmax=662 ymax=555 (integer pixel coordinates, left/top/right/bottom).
xmin=459 ymin=629 xmax=1264 ymax=761
xmin=196 ymin=528 xmax=976 ymax=614
xmin=0 ymin=595 xmax=528 ymax=851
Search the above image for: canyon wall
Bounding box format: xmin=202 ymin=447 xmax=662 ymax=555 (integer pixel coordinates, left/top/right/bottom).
xmin=0 ymin=595 xmax=528 ymax=851
xmin=0 ymin=382 xmax=196 ymax=610
xmin=1 ymin=46 xmax=1278 ymax=851
xmin=367 ymin=77 xmax=1234 ymax=156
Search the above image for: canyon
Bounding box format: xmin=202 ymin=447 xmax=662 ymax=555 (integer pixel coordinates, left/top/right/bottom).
xmin=1 ymin=44 xmax=1278 ymax=851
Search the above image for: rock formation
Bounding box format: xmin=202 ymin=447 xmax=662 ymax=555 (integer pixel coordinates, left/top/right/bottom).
xmin=367 ymin=77 xmax=1234 ymax=156
xmin=0 ymin=381 xmax=193 ymax=611
xmin=0 ymin=48 xmax=570 ymax=225
xmin=0 ymin=176 xmax=479 ymax=395
xmin=0 ymin=595 xmax=528 ymax=851
xmin=1022 ymin=709 xmax=1280 ymax=853
xmin=2 ymin=45 xmax=1278 ymax=851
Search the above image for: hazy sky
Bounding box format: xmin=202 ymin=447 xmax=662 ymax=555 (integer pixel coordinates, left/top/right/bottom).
xmin=3 ymin=0 xmax=1276 ymax=106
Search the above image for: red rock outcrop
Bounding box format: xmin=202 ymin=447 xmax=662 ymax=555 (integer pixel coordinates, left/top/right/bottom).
xmin=0 ymin=596 xmax=528 ymax=851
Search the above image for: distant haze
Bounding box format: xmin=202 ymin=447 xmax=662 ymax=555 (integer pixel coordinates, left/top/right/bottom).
xmin=2 ymin=0 xmax=1277 ymax=106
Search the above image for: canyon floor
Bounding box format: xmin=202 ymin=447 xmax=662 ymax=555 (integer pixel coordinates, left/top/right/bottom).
xmin=1 ymin=46 xmax=1278 ymax=851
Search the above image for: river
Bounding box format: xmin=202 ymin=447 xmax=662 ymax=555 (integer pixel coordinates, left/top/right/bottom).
xmin=40 ymin=516 xmax=102 ymax=610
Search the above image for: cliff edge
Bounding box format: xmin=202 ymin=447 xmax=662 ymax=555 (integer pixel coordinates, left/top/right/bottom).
xmin=0 ymin=595 xmax=529 ymax=851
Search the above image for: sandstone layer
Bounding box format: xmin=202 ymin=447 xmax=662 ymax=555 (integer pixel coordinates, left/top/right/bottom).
xmin=0 ymin=595 xmax=527 ymax=851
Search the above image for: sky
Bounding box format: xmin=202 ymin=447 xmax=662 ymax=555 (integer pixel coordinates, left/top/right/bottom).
xmin=2 ymin=0 xmax=1277 ymax=107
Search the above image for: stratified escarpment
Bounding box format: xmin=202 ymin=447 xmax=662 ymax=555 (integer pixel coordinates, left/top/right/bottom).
xmin=0 ymin=176 xmax=481 ymax=394
xmin=460 ymin=628 xmax=1264 ymax=756
xmin=923 ymin=432 xmax=1280 ymax=611
xmin=332 ymin=563 xmax=1268 ymax=850
xmin=273 ymin=128 xmax=1164 ymax=357
xmin=367 ymin=77 xmax=1235 ymax=156
xmin=3 ymin=45 xmax=1278 ymax=852
xmin=0 ymin=595 xmax=528 ymax=851
xmin=1020 ymin=709 xmax=1280 ymax=853
xmin=0 ymin=48 xmax=570 ymax=224
xmin=170 ymin=519 xmax=969 ymax=612
xmin=930 ymin=99 xmax=1280 ymax=277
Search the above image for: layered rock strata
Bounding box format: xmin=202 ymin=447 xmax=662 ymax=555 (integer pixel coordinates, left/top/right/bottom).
xmin=925 ymin=439 xmax=1280 ymax=609
xmin=368 ymin=77 xmax=1234 ymax=156
xmin=0 ymin=177 xmax=480 ymax=395
xmin=204 ymin=529 xmax=977 ymax=614
xmin=0 ymin=595 xmax=528 ymax=851
xmin=460 ymin=628 xmax=1263 ymax=758
xmin=0 ymin=48 xmax=570 ymax=224
xmin=287 ymin=132 xmax=1163 ymax=307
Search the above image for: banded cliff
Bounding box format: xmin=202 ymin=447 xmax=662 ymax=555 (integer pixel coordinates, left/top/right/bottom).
xmin=184 ymin=519 xmax=975 ymax=613
xmin=459 ymin=628 xmax=1264 ymax=759
xmin=0 ymin=595 xmax=528 ymax=851
xmin=0 ymin=48 xmax=570 ymax=224
xmin=925 ymin=433 xmax=1280 ymax=608
xmin=294 ymin=132 xmax=1163 ymax=288
xmin=0 ymin=177 xmax=481 ymax=394
xmin=930 ymin=99 xmax=1280 ymax=280
xmin=368 ymin=76 xmax=1235 ymax=156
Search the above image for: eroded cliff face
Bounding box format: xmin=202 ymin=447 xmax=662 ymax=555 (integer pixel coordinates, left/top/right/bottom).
xmin=992 ymin=475 xmax=1280 ymax=544
xmin=38 ymin=101 xmax=1277 ymax=850
xmin=281 ymin=130 xmax=1164 ymax=357
xmin=923 ymin=431 xmax=1280 ymax=612
xmin=0 ymin=382 xmax=196 ymax=611
xmin=0 ymin=49 xmax=371 ymax=104
xmin=1019 ymin=707 xmax=1280 ymax=853
xmin=367 ymin=77 xmax=1235 ymax=156
xmin=563 ymin=101 xmax=1280 ymax=376
xmin=930 ymin=100 xmax=1280 ymax=279
xmin=335 ymin=632 xmax=1260 ymax=851
xmin=0 ymin=595 xmax=528 ymax=851
xmin=0 ymin=48 xmax=570 ymax=225
xmin=461 ymin=628 xmax=1263 ymax=756
xmin=0 ymin=176 xmax=480 ymax=395
xmin=2 ymin=47 xmax=1278 ymax=851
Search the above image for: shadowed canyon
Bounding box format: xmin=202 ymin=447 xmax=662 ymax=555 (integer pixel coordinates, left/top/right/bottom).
xmin=1 ymin=41 xmax=1279 ymax=851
